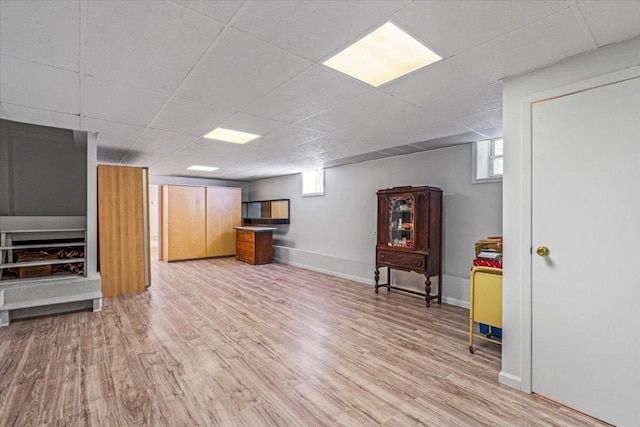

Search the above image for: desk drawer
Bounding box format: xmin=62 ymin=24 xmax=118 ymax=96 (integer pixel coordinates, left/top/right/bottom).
xmin=236 ymin=240 xmax=255 ymax=253
xmin=236 ymin=230 xmax=255 ymax=243
xmin=236 ymin=248 xmax=254 ymax=263
xmin=377 ymin=249 xmax=425 ymax=270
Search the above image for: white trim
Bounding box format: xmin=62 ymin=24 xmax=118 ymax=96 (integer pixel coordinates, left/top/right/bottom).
xmin=499 ymin=371 xmax=522 ymax=389
xmin=441 ymin=296 xmax=469 ymax=309
xmin=518 ymin=66 xmax=640 ymax=394
xmin=274 ymin=245 xmax=469 ymax=308
xmin=274 ymin=256 xmax=374 ymax=285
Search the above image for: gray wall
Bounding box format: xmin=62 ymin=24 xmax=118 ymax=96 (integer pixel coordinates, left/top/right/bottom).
xmin=248 ymin=143 xmax=502 ymax=306
xmin=0 ymin=119 xmax=87 ymax=216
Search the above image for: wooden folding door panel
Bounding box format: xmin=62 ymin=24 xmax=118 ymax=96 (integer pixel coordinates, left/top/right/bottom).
xmin=165 ymin=186 xmax=206 ymax=261
xmin=98 ymin=165 xmax=147 ymax=297
xmin=206 ymin=187 xmax=241 ymax=257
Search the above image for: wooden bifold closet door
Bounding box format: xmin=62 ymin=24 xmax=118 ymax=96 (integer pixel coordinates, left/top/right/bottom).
xmin=98 ymin=165 xmax=150 ymax=297
xmin=160 ymin=185 xmax=240 ymax=261
xmin=206 ymin=187 xmax=241 ymax=257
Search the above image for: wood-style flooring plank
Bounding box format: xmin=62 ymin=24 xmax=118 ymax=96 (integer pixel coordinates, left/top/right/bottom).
xmin=0 ymin=257 xmax=608 ymax=427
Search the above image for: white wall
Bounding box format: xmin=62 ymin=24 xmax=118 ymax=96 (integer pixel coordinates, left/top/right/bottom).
xmin=502 ymin=36 xmax=640 ymax=391
xmin=249 ymin=144 xmax=502 ymax=307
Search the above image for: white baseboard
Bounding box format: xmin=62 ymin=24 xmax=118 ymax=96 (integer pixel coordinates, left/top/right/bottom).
xmin=273 ymin=245 xmax=470 ymax=307
xmin=273 ymin=257 xmax=374 ymax=286
xmin=442 ymin=296 xmax=469 ymax=309
xmin=499 ymin=371 xmax=522 ymax=390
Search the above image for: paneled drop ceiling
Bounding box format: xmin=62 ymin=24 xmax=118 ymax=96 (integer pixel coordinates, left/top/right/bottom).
xmin=1 ymin=0 xmax=639 ymax=181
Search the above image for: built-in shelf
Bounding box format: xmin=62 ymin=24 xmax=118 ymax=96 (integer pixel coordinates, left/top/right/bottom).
xmin=1 ymin=228 xmax=87 ymax=282
xmin=242 ymin=199 xmax=290 ymax=225
xmin=0 ymin=242 xmax=85 ymax=250
xmin=0 ymin=258 xmax=85 ymax=269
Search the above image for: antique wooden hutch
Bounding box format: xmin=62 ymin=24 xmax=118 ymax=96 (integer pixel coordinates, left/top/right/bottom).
xmin=375 ymin=186 xmax=443 ymax=306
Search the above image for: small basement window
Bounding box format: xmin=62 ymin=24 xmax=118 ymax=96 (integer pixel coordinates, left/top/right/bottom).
xmin=473 ymin=138 xmax=503 ymax=183
xmin=302 ymin=169 xmax=324 ymax=196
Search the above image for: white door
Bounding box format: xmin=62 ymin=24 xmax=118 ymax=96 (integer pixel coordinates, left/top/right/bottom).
xmin=532 ymin=77 xmax=640 ymax=426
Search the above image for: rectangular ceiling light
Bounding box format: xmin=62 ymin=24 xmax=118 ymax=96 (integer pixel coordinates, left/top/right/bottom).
xmin=187 ymin=165 xmax=219 ymax=172
xmin=323 ymin=22 xmax=442 ymax=87
xmin=203 ymin=127 xmax=260 ymax=144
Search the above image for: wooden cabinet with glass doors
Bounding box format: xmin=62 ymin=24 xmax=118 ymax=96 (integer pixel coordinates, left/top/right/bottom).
xmin=375 ymin=186 xmax=443 ymax=306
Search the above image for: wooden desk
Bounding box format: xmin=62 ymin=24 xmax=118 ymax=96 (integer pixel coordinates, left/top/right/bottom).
xmin=234 ymin=227 xmax=278 ymax=265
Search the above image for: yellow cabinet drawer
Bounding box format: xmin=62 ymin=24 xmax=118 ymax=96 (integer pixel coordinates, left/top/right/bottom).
xmin=470 ymin=268 xmax=502 ymax=328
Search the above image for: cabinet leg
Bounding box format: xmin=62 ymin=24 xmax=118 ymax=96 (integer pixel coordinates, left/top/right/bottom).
xmin=387 ymin=267 xmax=391 ymax=292
xmin=424 ymin=275 xmax=432 ymax=307
xmin=374 ymin=268 xmax=380 ymax=293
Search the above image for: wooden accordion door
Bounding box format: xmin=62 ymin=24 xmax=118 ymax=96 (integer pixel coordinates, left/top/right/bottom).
xmin=98 ymin=165 xmax=150 ymax=297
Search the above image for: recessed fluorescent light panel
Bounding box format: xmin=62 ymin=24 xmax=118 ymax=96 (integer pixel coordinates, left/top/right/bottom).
xmin=323 ymin=22 xmax=442 ymax=87
xmin=203 ymin=127 xmax=260 ymax=144
xmin=187 ymin=165 xmax=218 ymax=172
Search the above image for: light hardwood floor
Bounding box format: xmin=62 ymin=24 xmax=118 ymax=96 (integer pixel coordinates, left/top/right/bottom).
xmin=0 ymin=258 xmax=606 ymax=426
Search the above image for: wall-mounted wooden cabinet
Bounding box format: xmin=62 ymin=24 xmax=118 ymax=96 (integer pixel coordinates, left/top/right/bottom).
xmin=160 ymin=185 xmax=241 ymax=261
xmin=242 ymin=199 xmax=290 ymax=225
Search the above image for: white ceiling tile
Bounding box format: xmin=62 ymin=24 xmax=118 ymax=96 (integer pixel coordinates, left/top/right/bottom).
xmin=218 ymin=113 xmax=285 ymax=137
xmin=244 ymin=65 xmax=371 ymax=123
xmin=86 ymin=1 xmax=223 ymax=93
xmin=385 ymin=10 xmax=592 ymax=106
xmin=382 ymin=45 xmax=503 ymax=108
xmin=0 ymin=0 xmax=79 ymax=71
xmin=494 ymin=10 xmax=594 ymax=78
xmin=0 ymin=56 xmax=79 ymax=114
xmin=246 ymin=125 xmax=327 ymax=150
xmin=422 ymin=83 xmax=503 ymax=120
xmin=337 ymin=102 xmax=444 ymax=141
xmin=82 ymin=117 xmax=145 ymax=150
xmin=392 ymin=1 xmax=569 ymax=57
xmin=579 ymin=1 xmax=640 ymax=47
xmin=232 ymin=1 xmax=410 ymax=61
xmin=173 ymin=1 xmax=244 ymax=24
xmin=294 ymin=135 xmax=361 ymax=156
xmin=454 ymin=108 xmax=503 ymax=131
xmin=176 ymin=28 xmax=311 ymax=110
xmin=83 ymin=76 xmax=169 ymax=126
xmin=364 ymin=120 xmax=469 ymax=150
xmin=1 ymin=104 xmax=80 ymax=130
xmin=122 ymin=128 xmax=195 ymax=166
xmin=134 ymin=128 xmax=195 ymax=154
xmin=150 ymin=98 xmax=234 ymax=136
xmin=295 ymin=91 xmax=413 ymax=134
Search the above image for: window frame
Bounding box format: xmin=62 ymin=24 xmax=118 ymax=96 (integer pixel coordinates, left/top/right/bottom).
xmin=301 ymin=169 xmax=325 ymax=197
xmin=472 ymin=138 xmax=503 ymax=184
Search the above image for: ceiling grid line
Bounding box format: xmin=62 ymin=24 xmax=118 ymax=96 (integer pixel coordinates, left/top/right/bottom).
xmin=568 ymin=0 xmax=599 ymax=50
xmin=118 ymin=23 xmax=232 ymax=163
xmin=2 ymin=1 xmax=639 ymax=179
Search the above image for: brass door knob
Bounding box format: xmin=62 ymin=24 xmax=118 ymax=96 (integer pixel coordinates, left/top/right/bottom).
xmin=536 ymin=246 xmax=550 ymax=257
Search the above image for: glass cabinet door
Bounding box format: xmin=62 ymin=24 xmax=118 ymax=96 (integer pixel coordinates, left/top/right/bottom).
xmin=388 ymin=195 xmax=415 ymax=248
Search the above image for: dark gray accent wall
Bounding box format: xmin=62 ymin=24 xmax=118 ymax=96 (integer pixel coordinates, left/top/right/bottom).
xmin=0 ymin=119 xmax=87 ymax=216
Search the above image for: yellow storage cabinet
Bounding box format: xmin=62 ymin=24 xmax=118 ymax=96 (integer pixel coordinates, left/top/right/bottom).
xmin=469 ymin=266 xmax=502 ymax=353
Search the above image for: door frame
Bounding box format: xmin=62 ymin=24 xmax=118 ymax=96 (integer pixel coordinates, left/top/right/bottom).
xmin=516 ymin=66 xmax=640 ymax=394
